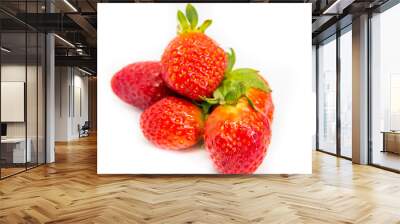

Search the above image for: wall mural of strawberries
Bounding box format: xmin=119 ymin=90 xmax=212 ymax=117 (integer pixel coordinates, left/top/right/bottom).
xmin=98 ymin=3 xmax=313 ymax=174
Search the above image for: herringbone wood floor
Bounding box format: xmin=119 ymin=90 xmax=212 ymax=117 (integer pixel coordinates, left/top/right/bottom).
xmin=1 ymin=134 xmax=400 ymax=224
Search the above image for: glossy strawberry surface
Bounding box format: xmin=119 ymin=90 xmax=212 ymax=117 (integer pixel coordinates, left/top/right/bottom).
xmin=205 ymin=98 xmax=271 ymax=174
xmin=140 ymin=96 xmax=204 ymax=150
xmin=161 ymin=32 xmax=227 ymax=100
xmin=111 ymin=61 xmax=171 ymax=110
xmin=246 ymin=87 xmax=274 ymax=125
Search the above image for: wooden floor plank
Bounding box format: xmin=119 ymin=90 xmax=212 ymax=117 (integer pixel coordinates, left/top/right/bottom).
xmin=0 ymin=134 xmax=400 ymax=223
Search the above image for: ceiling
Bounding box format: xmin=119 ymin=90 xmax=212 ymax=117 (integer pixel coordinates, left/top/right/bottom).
xmin=0 ymin=0 xmax=394 ymax=74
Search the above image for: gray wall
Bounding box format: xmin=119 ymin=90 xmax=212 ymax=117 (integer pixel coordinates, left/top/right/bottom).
xmin=55 ymin=67 xmax=89 ymax=141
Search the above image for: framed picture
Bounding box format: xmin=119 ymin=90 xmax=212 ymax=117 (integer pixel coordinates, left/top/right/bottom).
xmin=98 ymin=3 xmax=312 ymax=174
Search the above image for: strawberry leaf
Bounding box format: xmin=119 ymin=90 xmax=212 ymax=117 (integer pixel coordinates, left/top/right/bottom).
xmin=198 ymin=20 xmax=212 ymax=33
xmin=227 ymin=68 xmax=270 ymax=92
xmin=213 ymin=88 xmax=224 ymax=101
xmin=245 ymin=95 xmax=258 ymax=112
xmin=177 ymin=10 xmax=189 ymax=33
xmin=186 ymin=4 xmax=198 ymax=29
xmin=226 ymin=48 xmax=236 ymax=73
xmin=226 ymin=68 xmax=259 ymax=77
xmin=176 ymin=4 xmax=212 ymax=34
xmin=202 ymin=97 xmax=219 ymax=105
xmin=220 ymin=79 xmax=234 ymax=95
xmin=224 ymin=82 xmax=245 ymax=105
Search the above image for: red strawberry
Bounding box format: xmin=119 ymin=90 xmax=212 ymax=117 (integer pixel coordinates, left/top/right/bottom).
xmin=161 ymin=4 xmax=227 ymax=100
xmin=202 ymin=49 xmax=274 ymax=125
xmin=205 ymin=97 xmax=271 ymax=174
xmin=246 ymin=81 xmax=274 ymax=125
xmin=202 ymin=49 xmax=273 ymax=174
xmin=111 ymin=61 xmax=172 ymax=110
xmin=140 ymin=96 xmax=204 ymax=150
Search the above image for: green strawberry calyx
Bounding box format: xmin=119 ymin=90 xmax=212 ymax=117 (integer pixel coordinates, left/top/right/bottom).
xmin=177 ymin=4 xmax=212 ymax=34
xmin=200 ymin=48 xmax=271 ymax=114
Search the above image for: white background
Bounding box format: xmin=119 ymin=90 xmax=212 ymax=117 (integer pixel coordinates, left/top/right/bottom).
xmin=97 ymin=3 xmax=312 ymax=174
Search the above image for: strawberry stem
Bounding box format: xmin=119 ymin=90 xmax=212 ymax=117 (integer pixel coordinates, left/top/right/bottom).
xmin=200 ymin=101 xmax=213 ymax=115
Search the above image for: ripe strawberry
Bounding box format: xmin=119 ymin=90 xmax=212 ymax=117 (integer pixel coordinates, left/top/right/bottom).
xmin=140 ymin=96 xmax=204 ymax=150
xmin=246 ymin=81 xmax=274 ymax=125
xmin=205 ymin=97 xmax=271 ymax=174
xmin=161 ymin=4 xmax=227 ymax=100
xmin=202 ymin=49 xmax=274 ymax=174
xmin=111 ymin=61 xmax=172 ymax=110
xmin=202 ymin=49 xmax=274 ymax=126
